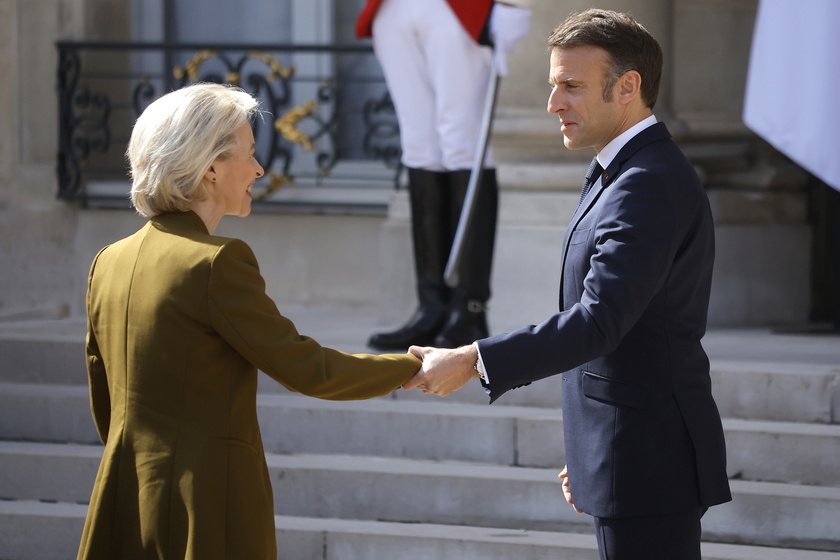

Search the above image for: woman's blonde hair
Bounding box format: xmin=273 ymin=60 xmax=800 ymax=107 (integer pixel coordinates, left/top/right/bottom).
xmin=128 ymin=83 xmax=260 ymax=217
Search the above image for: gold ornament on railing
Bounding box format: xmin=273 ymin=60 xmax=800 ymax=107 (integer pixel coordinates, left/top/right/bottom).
xmin=172 ymin=50 xmax=293 ymax=86
xmin=172 ymin=50 xmax=217 ymax=81
xmin=247 ymin=51 xmax=295 ymax=81
xmin=275 ymin=100 xmax=317 ymax=151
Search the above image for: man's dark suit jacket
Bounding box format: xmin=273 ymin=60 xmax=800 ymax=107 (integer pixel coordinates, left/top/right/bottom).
xmin=477 ymin=122 xmax=732 ymax=518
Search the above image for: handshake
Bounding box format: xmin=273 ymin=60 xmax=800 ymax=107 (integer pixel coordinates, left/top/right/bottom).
xmin=401 ymin=344 xmax=483 ymax=396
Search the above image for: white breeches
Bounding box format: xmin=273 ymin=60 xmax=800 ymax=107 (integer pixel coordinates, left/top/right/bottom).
xmin=372 ymin=0 xmax=495 ymax=171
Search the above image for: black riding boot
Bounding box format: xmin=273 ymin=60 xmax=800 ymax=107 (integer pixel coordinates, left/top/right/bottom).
xmin=368 ymin=168 xmax=452 ymax=351
xmin=434 ymin=168 xmax=498 ymax=348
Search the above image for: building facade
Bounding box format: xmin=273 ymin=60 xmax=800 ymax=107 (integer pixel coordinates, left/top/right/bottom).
xmin=0 ymin=0 xmax=827 ymax=328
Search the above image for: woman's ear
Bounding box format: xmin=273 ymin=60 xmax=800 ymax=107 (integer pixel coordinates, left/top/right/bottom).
xmin=203 ymin=166 xmax=217 ymax=184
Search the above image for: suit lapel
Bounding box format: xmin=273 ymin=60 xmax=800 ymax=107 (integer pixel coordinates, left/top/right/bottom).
xmin=557 ymin=122 xmax=673 ymax=309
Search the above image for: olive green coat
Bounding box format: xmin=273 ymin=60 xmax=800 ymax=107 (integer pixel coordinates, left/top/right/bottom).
xmin=77 ymin=211 xmax=419 ymax=560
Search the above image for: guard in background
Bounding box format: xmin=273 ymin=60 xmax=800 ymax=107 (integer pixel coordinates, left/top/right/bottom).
xmin=356 ymin=0 xmax=531 ymax=350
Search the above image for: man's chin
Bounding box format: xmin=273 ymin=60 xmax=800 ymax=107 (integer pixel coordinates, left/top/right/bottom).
xmin=562 ymin=137 xmax=582 ymax=151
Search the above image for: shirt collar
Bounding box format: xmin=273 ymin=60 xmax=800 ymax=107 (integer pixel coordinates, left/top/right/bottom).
xmin=596 ymin=114 xmax=658 ymax=170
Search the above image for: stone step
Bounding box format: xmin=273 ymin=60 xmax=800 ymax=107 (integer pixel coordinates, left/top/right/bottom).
xmin=2 ymin=323 xmax=837 ymax=424
xmin=0 ymin=332 xmax=87 ymax=386
xmin=4 ymin=501 xmax=838 ymax=560
xmin=3 ymin=383 xmax=840 ymax=487
xmin=0 ymin=383 xmax=98 ymax=444
xmin=2 ymin=443 xmax=839 ymax=551
xmin=271 ymin=455 xmax=840 ymax=552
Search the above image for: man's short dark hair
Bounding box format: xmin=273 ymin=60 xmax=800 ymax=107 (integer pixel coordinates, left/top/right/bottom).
xmin=547 ymin=9 xmax=663 ymax=109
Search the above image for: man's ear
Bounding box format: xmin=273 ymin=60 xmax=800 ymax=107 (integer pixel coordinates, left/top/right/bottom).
xmin=617 ymin=70 xmax=642 ymax=105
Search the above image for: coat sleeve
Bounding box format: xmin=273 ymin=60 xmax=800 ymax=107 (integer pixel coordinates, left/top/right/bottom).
xmin=85 ymin=248 xmax=112 ymax=443
xmin=478 ymin=164 xmax=683 ymax=401
xmin=206 ymin=239 xmax=420 ymax=400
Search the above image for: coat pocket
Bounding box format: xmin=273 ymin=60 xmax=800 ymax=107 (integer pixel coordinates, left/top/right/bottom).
xmin=569 ymin=228 xmax=590 ymax=245
xmin=582 ymin=371 xmax=647 ymax=410
xmin=211 ymin=437 xmax=260 ymax=455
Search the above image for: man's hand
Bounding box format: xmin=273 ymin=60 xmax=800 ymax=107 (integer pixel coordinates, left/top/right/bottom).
xmin=558 ymin=465 xmax=584 ymax=514
xmin=402 ymin=345 xmax=479 ymax=396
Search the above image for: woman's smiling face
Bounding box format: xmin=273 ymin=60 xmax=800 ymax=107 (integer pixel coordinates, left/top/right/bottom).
xmin=207 ymin=123 xmax=264 ymax=218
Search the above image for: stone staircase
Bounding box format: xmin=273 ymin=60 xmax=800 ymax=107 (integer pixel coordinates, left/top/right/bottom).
xmin=1 ymin=309 xmax=839 ymax=559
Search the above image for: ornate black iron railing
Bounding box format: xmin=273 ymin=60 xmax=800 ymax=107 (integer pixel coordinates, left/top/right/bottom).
xmin=56 ymin=41 xmax=402 ymax=211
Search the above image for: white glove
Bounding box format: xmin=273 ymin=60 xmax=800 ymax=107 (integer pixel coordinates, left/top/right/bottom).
xmin=489 ymin=3 xmax=531 ymax=77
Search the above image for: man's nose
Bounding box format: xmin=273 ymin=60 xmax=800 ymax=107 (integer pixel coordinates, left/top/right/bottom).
xmin=547 ymin=88 xmax=564 ymax=114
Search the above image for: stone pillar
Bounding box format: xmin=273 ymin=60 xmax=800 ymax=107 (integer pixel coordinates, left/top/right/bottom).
xmin=0 ymin=0 xmax=86 ymax=319
xmin=608 ymin=0 xmax=675 ymax=119
xmin=671 ymin=0 xmax=758 ymax=137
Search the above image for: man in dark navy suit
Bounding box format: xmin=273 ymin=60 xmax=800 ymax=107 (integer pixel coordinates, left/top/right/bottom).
xmin=404 ymin=9 xmax=732 ymax=559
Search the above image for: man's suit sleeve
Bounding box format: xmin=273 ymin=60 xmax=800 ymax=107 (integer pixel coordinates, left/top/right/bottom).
xmin=206 ymin=239 xmax=420 ymax=400
xmin=478 ymin=164 xmax=684 ymax=402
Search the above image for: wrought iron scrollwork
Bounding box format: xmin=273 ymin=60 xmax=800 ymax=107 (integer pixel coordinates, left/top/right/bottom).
xmin=57 ymin=46 xmax=112 ymax=199
xmin=363 ymin=91 xmax=402 ymax=170
xmin=133 ymin=76 xmax=157 ymax=116
xmin=56 ymin=41 xmax=402 ymax=204
xmin=311 ymin=83 xmax=340 ymax=174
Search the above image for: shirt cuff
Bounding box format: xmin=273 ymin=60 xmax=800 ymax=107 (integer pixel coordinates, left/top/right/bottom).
xmin=473 ymin=342 xmax=490 ymax=384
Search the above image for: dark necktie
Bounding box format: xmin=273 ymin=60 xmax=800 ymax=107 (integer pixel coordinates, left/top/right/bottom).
xmin=579 ymin=157 xmax=604 ymax=206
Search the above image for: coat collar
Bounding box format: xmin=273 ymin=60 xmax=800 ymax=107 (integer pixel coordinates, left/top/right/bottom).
xmin=150 ymin=210 xmax=210 ymax=236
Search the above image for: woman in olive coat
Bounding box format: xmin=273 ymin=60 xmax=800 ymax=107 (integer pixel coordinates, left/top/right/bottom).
xmin=77 ymin=83 xmax=421 ymax=560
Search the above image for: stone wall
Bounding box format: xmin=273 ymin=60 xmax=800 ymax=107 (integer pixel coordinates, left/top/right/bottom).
xmin=0 ymin=0 xmax=85 ymax=319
